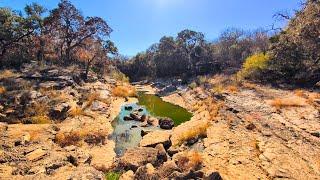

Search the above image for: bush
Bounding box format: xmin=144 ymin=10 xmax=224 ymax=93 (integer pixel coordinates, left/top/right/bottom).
xmin=0 ymin=86 xmax=6 ymax=94
xmin=112 ymin=85 xmax=137 ymax=98
xmin=110 ymin=70 xmax=129 ymax=83
xmin=105 ymin=172 xmax=121 ymax=180
xmin=30 ymin=115 xmax=51 ymax=124
xmin=237 ymin=53 xmax=270 ymax=80
xmin=188 ymin=82 xmax=197 ymax=89
xmin=175 ymin=151 xmax=203 ymax=172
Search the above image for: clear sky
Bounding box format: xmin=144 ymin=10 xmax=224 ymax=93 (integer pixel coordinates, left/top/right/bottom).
xmin=1 ymin=0 xmax=302 ymax=56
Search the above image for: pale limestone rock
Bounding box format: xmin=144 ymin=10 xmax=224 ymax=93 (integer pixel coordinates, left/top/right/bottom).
xmin=26 ymin=149 xmax=47 ymax=161
xmin=139 ymin=130 xmax=171 ymax=147
xmin=120 ymin=170 xmax=134 ymax=180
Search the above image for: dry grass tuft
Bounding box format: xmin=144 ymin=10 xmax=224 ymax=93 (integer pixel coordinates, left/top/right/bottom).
xmin=68 ymin=107 xmax=85 ymax=117
xmin=225 ymin=85 xmax=239 ymax=93
xmin=175 ymin=151 xmax=203 ymax=172
xmin=30 ymin=115 xmax=51 ymax=124
xmin=0 ymin=70 xmax=19 ymax=80
xmin=82 ymin=91 xmax=110 ymax=109
xmin=112 ymin=85 xmax=137 ymax=98
xmin=0 ymin=86 xmax=6 ymax=94
xmin=176 ymin=121 xmax=210 ymax=146
xmin=55 ymin=131 xmax=82 ymax=147
xmin=241 ymin=82 xmax=258 ymax=90
xmin=55 ymin=129 xmax=108 ymax=147
xmin=294 ymin=89 xmax=306 ymax=98
xmin=270 ymin=97 xmax=307 ymax=109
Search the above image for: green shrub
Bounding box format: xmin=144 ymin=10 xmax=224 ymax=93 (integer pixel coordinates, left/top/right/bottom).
xmin=188 ymin=82 xmax=197 ymax=89
xmin=111 ymin=70 xmax=129 ymax=83
xmin=237 ymin=53 xmax=270 ymax=80
xmin=105 ymin=172 xmax=121 ymax=180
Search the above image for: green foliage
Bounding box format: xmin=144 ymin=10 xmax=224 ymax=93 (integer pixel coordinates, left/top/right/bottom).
xmin=105 ymin=172 xmax=121 ymax=180
xmin=110 ymin=70 xmax=129 ymax=83
xmin=188 ymin=82 xmax=197 ymax=89
xmin=266 ymin=0 xmax=320 ymax=86
xmin=237 ymin=53 xmax=270 ymax=80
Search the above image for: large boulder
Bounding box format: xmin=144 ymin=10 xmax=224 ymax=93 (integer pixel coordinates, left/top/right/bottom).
xmin=118 ymin=147 xmax=159 ymax=171
xmin=139 ymin=130 xmax=171 ymax=148
xmin=159 ymin=118 xmax=174 ymax=130
xmin=157 ymin=160 xmax=180 ymax=178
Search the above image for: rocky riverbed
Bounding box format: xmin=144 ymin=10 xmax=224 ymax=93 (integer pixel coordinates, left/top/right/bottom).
xmin=0 ymin=64 xmax=319 ymax=179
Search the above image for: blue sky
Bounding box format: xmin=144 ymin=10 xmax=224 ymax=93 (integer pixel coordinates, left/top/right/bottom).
xmin=1 ymin=0 xmax=302 ymax=56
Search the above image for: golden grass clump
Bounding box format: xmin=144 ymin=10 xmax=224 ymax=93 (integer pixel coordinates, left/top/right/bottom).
xmin=86 ymin=92 xmax=101 ymax=106
xmin=270 ymin=97 xmax=307 ymax=109
xmin=55 ymin=129 xmax=108 ymax=147
xmin=112 ymin=85 xmax=137 ymax=98
xmin=176 ymin=121 xmax=210 ymax=146
xmin=0 ymin=70 xmax=19 ymax=80
xmin=30 ymin=115 xmax=51 ymax=124
xmin=294 ymin=89 xmax=306 ymax=98
xmin=68 ymin=106 xmax=85 ymax=117
xmin=175 ymin=151 xmax=203 ymax=172
xmin=225 ymin=85 xmax=239 ymax=94
xmin=55 ymin=131 xmax=82 ymax=147
xmin=241 ymin=82 xmax=258 ymax=90
xmin=0 ymin=86 xmax=6 ymax=94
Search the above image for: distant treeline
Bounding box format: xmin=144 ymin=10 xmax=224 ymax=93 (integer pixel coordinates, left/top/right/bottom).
xmin=117 ymin=0 xmax=320 ymax=87
xmin=116 ymin=28 xmax=269 ymax=82
xmin=0 ymin=0 xmax=117 ymax=79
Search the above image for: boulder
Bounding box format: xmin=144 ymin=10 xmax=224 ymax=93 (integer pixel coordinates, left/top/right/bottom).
xmin=130 ymin=113 xmax=141 ymax=121
xmin=169 ymin=170 xmax=204 ymax=179
xmin=118 ymin=147 xmax=159 ymax=171
xmin=205 ymin=172 xmax=223 ymax=180
xmin=159 ymin=118 xmax=174 ymax=130
xmin=49 ymin=103 xmax=70 ymax=120
xmin=140 ymin=114 xmax=148 ymax=122
xmin=140 ymin=130 xmax=171 ymax=148
xmin=157 ymin=160 xmax=180 ymax=178
xmin=26 ymin=149 xmax=47 ymax=161
xmin=155 ymin=144 xmax=168 ymax=163
xmin=120 ymin=170 xmax=134 ymax=180
xmin=124 ymin=116 xmax=134 ymax=121
xmin=134 ymin=163 xmax=158 ymax=180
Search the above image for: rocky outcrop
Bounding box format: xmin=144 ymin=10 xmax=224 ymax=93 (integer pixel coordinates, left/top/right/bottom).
xmin=118 ymin=147 xmax=160 ymax=171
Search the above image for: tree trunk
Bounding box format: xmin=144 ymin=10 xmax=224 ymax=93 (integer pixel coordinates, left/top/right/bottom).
xmin=85 ymin=60 xmax=92 ymax=80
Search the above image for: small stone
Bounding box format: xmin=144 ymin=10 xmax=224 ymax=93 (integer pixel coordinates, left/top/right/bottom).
xmin=141 ymin=130 xmax=150 ymax=137
xmin=246 ymin=123 xmax=256 ymax=130
xmin=21 ymin=133 xmax=31 ymax=144
xmin=124 ymin=106 xmax=133 ymax=111
xmin=311 ymin=132 xmax=320 ymax=138
xmin=124 ymin=116 xmax=134 ymax=121
xmin=140 ymin=114 xmax=148 ymax=122
xmin=130 ymin=113 xmax=141 ymax=121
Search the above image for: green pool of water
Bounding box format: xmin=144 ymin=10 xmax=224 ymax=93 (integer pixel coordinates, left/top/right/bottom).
xmin=111 ymin=92 xmax=192 ymax=156
xmin=137 ymin=92 xmax=192 ymax=125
